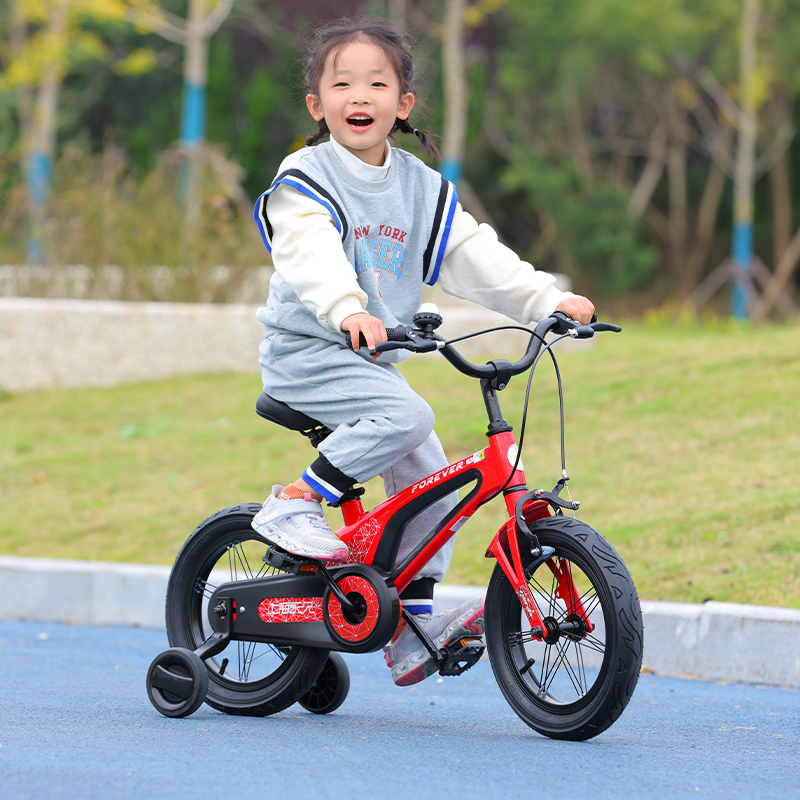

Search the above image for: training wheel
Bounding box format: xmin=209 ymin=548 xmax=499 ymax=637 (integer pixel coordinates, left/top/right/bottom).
xmin=298 ymin=652 xmax=350 ymax=714
xmin=146 ymin=647 xmax=208 ymax=718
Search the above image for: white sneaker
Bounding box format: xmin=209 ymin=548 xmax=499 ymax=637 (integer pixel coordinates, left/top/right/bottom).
xmin=384 ymin=597 xmax=485 ymax=686
xmin=251 ymin=485 xmax=348 ymax=562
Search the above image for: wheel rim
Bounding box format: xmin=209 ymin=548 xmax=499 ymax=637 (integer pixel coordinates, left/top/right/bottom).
xmin=180 ymin=530 xmax=303 ymax=691
xmin=504 ymin=546 xmax=611 ymax=712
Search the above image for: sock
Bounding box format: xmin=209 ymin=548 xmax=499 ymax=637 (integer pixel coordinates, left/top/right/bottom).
xmin=278 ymin=484 xmax=316 ymax=501
xmin=399 ymin=578 xmax=435 ymax=616
xmin=401 ymin=599 xmax=433 ymax=615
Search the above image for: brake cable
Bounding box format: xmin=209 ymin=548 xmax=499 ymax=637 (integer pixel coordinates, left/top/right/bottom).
xmin=440 ymin=325 xmax=573 ymax=509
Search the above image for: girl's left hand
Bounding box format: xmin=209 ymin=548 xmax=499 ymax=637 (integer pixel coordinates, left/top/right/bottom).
xmin=554 ymin=296 xmax=595 ymax=326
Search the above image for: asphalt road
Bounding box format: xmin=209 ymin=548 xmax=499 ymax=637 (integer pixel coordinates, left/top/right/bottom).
xmin=0 ymin=620 xmax=797 ymax=800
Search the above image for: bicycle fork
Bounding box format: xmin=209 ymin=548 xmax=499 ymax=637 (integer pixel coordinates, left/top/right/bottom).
xmin=488 ymin=499 xmax=594 ymax=640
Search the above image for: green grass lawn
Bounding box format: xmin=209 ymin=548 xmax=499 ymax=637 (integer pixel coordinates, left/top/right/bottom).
xmin=1 ymin=320 xmax=798 ymax=608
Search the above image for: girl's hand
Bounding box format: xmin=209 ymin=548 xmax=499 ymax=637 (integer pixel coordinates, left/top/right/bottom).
xmin=341 ymin=312 xmax=388 ymax=356
xmin=554 ymin=296 xmax=595 ymax=326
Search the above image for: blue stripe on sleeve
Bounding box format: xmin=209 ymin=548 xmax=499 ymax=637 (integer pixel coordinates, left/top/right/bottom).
xmin=428 ymin=184 xmax=458 ymax=286
xmin=279 ymin=179 xmax=343 ymax=235
xmin=253 ymin=192 xmax=273 ymax=253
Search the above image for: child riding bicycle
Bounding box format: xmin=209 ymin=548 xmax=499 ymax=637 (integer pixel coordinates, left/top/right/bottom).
xmin=252 ymin=17 xmax=594 ymax=687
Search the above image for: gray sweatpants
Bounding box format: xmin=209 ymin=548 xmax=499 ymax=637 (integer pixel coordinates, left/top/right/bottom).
xmin=259 ymin=331 xmax=457 ymax=581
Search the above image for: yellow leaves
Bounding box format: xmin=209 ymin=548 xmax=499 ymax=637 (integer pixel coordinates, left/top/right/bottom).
xmin=2 ymin=0 xmax=167 ymax=88
xmin=73 ymin=0 xmax=130 ymax=22
xmin=464 ymin=0 xmax=509 ymax=28
xmin=13 ymin=0 xmax=128 ymax=24
xmin=113 ymin=47 xmax=158 ymax=76
xmin=1 ymin=28 xmax=70 ymax=88
xmin=70 ymin=31 xmax=107 ymax=63
xmin=744 ymin=66 xmax=774 ymax=113
xmin=15 ymin=0 xmax=52 ymax=24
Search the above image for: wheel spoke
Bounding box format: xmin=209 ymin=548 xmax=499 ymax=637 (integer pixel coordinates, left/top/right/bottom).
xmin=195 ymin=578 xmax=217 ymax=599
xmin=541 ymin=638 xmax=585 ymax=699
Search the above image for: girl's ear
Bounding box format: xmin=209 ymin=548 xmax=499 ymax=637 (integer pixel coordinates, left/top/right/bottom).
xmin=397 ymin=92 xmax=415 ymax=121
xmin=306 ymin=94 xmax=324 ymax=121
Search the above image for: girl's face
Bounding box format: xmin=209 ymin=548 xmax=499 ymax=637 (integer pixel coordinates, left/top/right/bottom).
xmin=306 ymin=39 xmax=415 ymax=166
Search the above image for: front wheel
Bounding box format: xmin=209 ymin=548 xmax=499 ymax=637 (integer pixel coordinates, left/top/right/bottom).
xmin=485 ymin=517 xmax=643 ymax=741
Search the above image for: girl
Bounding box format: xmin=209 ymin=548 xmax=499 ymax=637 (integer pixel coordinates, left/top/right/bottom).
xmin=252 ymin=18 xmax=594 ymax=687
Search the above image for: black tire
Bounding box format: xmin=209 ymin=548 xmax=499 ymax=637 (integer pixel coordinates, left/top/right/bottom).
xmin=146 ymin=647 xmax=208 ymax=718
xmin=485 ymin=517 xmax=643 ymax=741
xmin=165 ymin=503 xmax=330 ymax=716
xmin=298 ymin=652 xmax=351 ymax=714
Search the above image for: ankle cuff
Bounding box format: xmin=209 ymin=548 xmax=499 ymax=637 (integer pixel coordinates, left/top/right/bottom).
xmin=303 ymin=454 xmax=357 ymax=504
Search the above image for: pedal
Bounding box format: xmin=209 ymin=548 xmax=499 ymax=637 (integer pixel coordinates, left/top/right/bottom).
xmin=436 ymin=636 xmax=486 ymax=677
xmin=262 ymin=545 xmax=319 ymax=575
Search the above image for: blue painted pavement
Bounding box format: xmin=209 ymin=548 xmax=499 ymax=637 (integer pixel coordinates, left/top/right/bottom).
xmin=0 ymin=620 xmax=797 ymax=799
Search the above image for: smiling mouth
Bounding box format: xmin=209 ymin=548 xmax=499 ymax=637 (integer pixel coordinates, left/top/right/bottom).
xmin=347 ymin=115 xmax=374 ymax=128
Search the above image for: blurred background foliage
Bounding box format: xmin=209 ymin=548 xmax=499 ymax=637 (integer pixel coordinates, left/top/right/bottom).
xmin=0 ymin=0 xmax=799 ymax=308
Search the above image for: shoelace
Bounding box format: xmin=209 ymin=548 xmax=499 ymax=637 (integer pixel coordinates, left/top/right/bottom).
xmin=303 ymin=512 xmax=334 ymax=535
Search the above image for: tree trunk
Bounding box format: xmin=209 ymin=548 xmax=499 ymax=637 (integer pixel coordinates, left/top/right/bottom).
xmin=667 ymin=136 xmax=688 ymax=287
xmin=26 ymin=0 xmax=68 ymax=265
xmin=625 ymin=121 xmax=667 ymax=222
xmin=389 ymin=0 xmax=407 ymax=28
xmin=731 ymin=0 xmax=760 ymax=318
xmin=441 ymin=0 xmax=466 ymax=184
xmin=751 ymin=224 xmax=800 ymax=323
xmin=680 ymin=126 xmax=732 ymax=298
xmin=769 ymin=95 xmax=792 ymax=271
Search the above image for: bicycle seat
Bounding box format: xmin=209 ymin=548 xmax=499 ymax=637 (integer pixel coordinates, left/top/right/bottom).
xmin=255 ymin=393 xmax=323 ymax=432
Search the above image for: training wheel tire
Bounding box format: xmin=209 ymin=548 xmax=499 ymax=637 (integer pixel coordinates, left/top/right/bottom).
xmin=297 ymin=652 xmax=350 ymax=714
xmin=146 ymin=647 xmax=209 ymax=718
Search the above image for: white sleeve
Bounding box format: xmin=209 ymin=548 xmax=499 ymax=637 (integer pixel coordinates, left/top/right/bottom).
xmin=436 ymin=204 xmax=573 ymax=324
xmin=267 ymin=183 xmax=368 ymax=333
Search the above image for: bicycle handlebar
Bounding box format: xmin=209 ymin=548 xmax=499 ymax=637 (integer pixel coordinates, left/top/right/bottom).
xmin=345 ymin=311 xmax=621 ymax=382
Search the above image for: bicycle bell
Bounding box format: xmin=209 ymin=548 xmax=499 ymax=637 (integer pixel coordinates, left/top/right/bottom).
xmin=413 ymin=302 xmax=443 ymax=335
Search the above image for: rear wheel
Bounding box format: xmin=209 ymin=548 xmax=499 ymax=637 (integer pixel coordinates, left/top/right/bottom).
xmin=165 ymin=504 xmax=330 ymax=716
xmin=485 ymin=517 xmax=642 ymax=740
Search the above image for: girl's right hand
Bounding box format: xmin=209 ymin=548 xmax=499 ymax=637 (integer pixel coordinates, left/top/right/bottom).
xmin=341 ymin=312 xmax=388 ymax=353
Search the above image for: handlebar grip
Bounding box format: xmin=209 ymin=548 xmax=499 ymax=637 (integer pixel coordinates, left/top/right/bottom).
xmin=344 ymin=325 xmax=408 ymax=350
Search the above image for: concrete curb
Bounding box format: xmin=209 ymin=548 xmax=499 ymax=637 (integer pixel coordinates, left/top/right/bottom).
xmin=2 ymin=555 xmax=798 ymax=688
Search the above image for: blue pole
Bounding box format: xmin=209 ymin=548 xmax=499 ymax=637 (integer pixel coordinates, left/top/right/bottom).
xmin=26 ymin=150 xmax=52 ymax=266
xmin=440 ymin=158 xmax=463 ymax=184
xmin=180 ymin=80 xmax=206 ymax=147
xmin=731 ymin=219 xmax=752 ymax=319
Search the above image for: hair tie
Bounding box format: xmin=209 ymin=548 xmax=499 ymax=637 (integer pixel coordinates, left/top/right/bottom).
xmin=413 ymin=128 xmax=422 ymax=138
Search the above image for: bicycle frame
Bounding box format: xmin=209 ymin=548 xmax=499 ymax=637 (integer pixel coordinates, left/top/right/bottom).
xmin=331 ymin=401 xmax=590 ymax=641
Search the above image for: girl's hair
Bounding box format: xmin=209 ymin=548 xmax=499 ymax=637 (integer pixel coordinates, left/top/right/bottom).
xmin=303 ymin=17 xmax=440 ymax=161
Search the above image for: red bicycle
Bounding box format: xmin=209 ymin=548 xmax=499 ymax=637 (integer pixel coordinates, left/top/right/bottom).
xmin=146 ymin=307 xmax=643 ymax=740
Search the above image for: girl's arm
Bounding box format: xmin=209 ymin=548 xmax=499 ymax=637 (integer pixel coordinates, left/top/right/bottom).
xmin=267 ymin=184 xmax=369 ymax=333
xmin=436 ymin=204 xmax=590 ymax=323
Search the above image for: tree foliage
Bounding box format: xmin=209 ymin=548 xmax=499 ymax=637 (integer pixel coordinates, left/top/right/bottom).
xmin=0 ymin=0 xmax=798 ymax=306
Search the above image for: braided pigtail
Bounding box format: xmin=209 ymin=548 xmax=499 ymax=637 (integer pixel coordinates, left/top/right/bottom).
xmin=393 ymin=117 xmax=441 ymax=162
xmin=305 ymin=118 xmax=331 ymax=147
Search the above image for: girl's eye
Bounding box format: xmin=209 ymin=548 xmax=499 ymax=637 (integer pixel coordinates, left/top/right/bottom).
xmin=334 ymin=82 xmax=349 ymax=88
xmin=372 ymin=82 xmax=387 ymax=88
